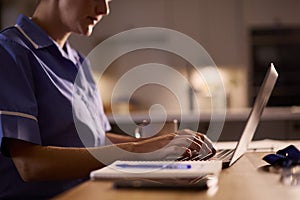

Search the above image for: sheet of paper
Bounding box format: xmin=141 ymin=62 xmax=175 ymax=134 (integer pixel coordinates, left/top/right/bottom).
xmin=215 ymin=139 xmax=300 ymax=152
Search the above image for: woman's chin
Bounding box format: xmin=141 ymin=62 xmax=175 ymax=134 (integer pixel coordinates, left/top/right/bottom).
xmin=77 ymin=26 xmax=94 ymax=36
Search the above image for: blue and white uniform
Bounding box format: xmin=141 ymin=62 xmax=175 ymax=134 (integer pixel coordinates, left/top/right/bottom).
xmin=0 ymin=15 xmax=110 ymax=199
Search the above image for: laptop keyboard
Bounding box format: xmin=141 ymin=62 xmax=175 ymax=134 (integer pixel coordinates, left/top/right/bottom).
xmin=211 ymin=149 xmax=235 ymax=162
xmin=176 ymin=149 xmax=234 ymax=162
xmin=176 ymin=150 xmax=215 ymax=161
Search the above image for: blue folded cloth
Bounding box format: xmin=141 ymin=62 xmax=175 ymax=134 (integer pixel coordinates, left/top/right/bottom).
xmin=263 ymin=145 xmax=300 ymax=167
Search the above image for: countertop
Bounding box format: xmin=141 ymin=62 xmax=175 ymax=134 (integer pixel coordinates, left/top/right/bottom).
xmin=107 ymin=107 xmax=300 ymax=123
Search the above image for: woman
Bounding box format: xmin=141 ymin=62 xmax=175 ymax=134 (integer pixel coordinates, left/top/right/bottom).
xmin=0 ymin=0 xmax=215 ymax=199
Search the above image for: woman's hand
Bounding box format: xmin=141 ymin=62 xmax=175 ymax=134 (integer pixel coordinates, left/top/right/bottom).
xmin=175 ymin=129 xmax=216 ymax=160
xmin=119 ymin=129 xmax=216 ymax=161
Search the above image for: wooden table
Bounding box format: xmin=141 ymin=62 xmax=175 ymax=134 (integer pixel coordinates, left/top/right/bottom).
xmin=53 ymin=152 xmax=300 ymax=200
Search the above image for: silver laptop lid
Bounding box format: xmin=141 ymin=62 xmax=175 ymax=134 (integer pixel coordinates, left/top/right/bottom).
xmin=229 ymin=63 xmax=278 ymax=166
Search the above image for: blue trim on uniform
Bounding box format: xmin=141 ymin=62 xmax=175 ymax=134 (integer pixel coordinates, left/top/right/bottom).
xmin=16 ymin=14 xmax=54 ymax=49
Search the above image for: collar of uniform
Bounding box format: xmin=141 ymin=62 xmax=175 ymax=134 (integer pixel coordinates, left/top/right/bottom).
xmin=64 ymin=42 xmax=83 ymax=67
xmin=52 ymin=39 xmax=82 ymax=67
xmin=16 ymin=14 xmax=54 ymax=49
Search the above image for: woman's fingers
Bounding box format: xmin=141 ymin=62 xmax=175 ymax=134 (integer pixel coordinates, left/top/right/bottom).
xmin=174 ymin=129 xmax=216 ymax=159
xmin=163 ymin=135 xmax=205 ymax=158
xmin=156 ymin=146 xmax=192 ymax=160
xmin=199 ymin=134 xmax=216 ymax=154
xmin=136 ymin=130 xmax=216 ymax=160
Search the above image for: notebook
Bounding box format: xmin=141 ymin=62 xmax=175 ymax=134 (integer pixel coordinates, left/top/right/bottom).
xmin=90 ymin=160 xmax=222 ymax=180
xmin=181 ymin=63 xmax=278 ymax=168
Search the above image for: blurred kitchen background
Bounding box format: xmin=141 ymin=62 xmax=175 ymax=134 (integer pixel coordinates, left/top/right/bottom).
xmin=2 ymin=0 xmax=300 ymax=140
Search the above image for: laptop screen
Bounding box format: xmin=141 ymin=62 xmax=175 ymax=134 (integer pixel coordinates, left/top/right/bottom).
xmin=229 ymin=64 xmax=278 ymax=166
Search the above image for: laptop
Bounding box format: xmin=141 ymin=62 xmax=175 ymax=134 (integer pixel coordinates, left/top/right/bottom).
xmin=180 ymin=63 xmax=278 ymax=168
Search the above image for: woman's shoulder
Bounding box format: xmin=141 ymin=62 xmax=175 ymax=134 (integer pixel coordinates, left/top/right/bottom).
xmin=0 ymin=26 xmax=37 ymax=56
xmin=1 ymin=25 xmax=39 ymax=50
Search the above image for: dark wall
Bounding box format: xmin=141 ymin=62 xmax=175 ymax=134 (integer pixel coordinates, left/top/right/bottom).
xmin=251 ymin=27 xmax=300 ymax=107
xmin=0 ymin=0 xmax=2 ymax=29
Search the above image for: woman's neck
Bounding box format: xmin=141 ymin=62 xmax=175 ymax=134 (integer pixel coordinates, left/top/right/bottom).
xmin=31 ymin=2 xmax=71 ymax=48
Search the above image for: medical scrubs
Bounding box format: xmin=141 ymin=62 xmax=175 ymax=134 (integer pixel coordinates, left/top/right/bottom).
xmin=0 ymin=15 xmax=110 ymax=199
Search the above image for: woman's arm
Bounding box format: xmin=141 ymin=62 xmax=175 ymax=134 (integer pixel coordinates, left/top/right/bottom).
xmin=4 ymin=138 xmax=104 ymax=182
xmin=105 ymin=132 xmax=138 ymax=144
xmin=4 ymin=137 xmax=142 ymax=182
xmin=5 ymin=131 xmax=211 ymax=182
